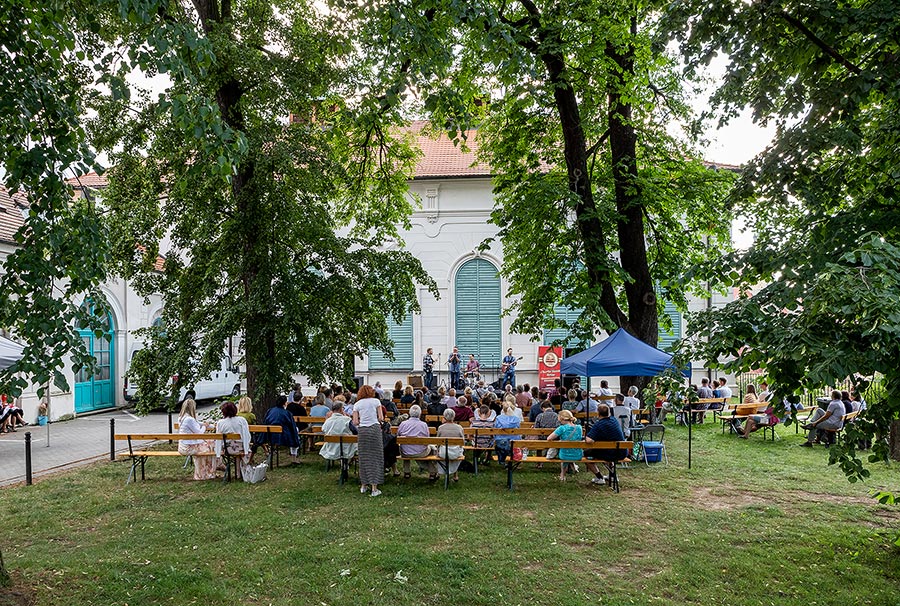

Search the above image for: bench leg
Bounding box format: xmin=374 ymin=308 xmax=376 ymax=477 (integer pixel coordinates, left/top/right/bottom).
xmin=126 ymin=458 xmax=139 ymax=484
xmin=340 ymin=458 xmax=348 ymax=485
xmin=507 ymin=460 xmax=514 ymax=491
xmin=610 ymin=462 xmax=619 ymax=493
xmin=141 ymin=457 xmax=146 ymax=481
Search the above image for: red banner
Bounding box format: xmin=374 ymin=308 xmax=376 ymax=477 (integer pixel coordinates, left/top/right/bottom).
xmin=538 ymin=346 xmax=562 ymax=391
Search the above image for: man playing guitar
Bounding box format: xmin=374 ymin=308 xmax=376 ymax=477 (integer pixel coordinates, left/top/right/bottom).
xmin=464 ymin=354 xmax=481 ymax=384
xmin=423 ymin=348 xmax=435 ymax=390
xmin=501 ymin=348 xmax=522 ymax=388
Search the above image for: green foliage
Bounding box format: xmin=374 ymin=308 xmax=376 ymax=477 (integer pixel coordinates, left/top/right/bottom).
xmin=337 ymin=0 xmax=735 ymax=353
xmin=0 ymin=0 xmax=134 ymax=398
xmin=671 ymin=0 xmax=900 ymax=480
xmin=95 ymin=0 xmax=436 ymax=415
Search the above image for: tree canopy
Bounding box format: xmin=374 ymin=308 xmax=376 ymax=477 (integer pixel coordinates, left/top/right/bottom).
xmin=0 ymin=0 xmax=125 ymax=398
xmin=93 ymin=0 xmax=436 ymax=416
xmin=670 ymin=0 xmax=900 ymax=471
xmin=334 ymin=0 xmax=734 ymax=386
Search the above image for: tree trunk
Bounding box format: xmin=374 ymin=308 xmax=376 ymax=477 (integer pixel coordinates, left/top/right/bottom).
xmin=890 ymin=419 xmax=900 ymax=462
xmin=0 ymin=548 xmax=10 ymax=588
xmin=195 ymin=0 xmax=278 ymax=419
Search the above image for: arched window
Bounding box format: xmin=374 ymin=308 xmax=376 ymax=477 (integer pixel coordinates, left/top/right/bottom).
xmin=368 ymin=312 xmax=414 ymax=370
xmin=455 ymin=258 xmax=501 ymax=367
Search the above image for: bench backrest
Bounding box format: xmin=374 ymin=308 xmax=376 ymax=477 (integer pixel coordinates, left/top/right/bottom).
xmin=294 ymin=416 xmax=327 ymax=423
xmin=320 ymin=434 xmax=359 ymax=443
xmin=247 ymin=425 xmax=283 ymax=433
xmin=395 ymin=436 xmax=465 ymax=447
xmin=697 ymin=398 xmax=726 ymax=405
xmin=842 ymin=410 xmax=860 ymax=423
xmin=463 ymin=427 xmax=556 ymax=436
xmin=511 ymin=439 xmax=633 ymax=451
xmin=114 ymin=433 xmax=241 ymax=441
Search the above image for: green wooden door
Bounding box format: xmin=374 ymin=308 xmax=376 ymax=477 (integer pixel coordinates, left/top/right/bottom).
xmin=455 ymin=259 xmax=502 ymax=368
xmin=74 ymin=304 xmax=115 ymax=413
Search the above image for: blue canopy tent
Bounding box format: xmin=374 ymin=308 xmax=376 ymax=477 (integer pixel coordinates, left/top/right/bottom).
xmin=561 ymin=327 xmax=696 ymax=468
xmin=559 ymin=327 xmax=688 ymax=378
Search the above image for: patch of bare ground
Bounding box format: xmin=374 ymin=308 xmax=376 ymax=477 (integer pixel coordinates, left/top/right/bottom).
xmin=0 ymin=580 xmax=35 ymax=606
xmin=692 ymin=485 xmax=879 ymax=510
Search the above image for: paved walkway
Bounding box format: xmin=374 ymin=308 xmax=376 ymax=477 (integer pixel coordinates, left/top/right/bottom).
xmin=0 ymin=406 xmax=212 ymax=486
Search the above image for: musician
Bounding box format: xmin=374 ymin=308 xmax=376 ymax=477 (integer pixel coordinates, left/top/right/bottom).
xmin=448 ymin=347 xmax=461 ymax=390
xmin=501 ymin=348 xmax=518 ymax=388
xmin=423 ymin=348 xmax=435 ymax=390
xmin=465 ymin=354 xmax=481 ymax=380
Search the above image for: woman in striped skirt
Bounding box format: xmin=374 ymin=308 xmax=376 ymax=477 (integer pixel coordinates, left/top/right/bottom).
xmin=352 ymin=385 xmax=385 ymax=496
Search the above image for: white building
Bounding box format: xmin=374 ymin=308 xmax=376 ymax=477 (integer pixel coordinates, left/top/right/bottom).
xmin=356 ymin=123 xmax=735 ymax=390
xmin=0 ymin=179 xmax=164 ymax=422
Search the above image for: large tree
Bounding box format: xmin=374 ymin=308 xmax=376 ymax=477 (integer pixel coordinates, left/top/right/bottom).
xmin=334 ymin=0 xmax=734 ymax=389
xmin=94 ymin=0 xmax=435 ymax=417
xmin=669 ymin=0 xmax=900 ymax=471
xmin=0 ymin=0 xmax=120 ymax=400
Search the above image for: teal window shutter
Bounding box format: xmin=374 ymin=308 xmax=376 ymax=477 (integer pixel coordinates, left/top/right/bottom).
xmin=658 ymin=301 xmax=682 ymax=352
xmin=368 ymin=312 xmax=414 ymax=370
xmin=543 ymin=304 xmax=588 ymax=348
xmin=455 ymin=259 xmax=502 ymax=368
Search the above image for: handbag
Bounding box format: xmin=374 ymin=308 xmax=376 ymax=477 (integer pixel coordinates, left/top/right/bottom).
xmin=242 ymin=462 xmax=268 ymax=484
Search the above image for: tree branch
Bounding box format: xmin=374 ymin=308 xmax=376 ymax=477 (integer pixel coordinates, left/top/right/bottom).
xmin=778 ymin=11 xmax=862 ymax=75
xmin=585 ymin=129 xmax=610 ymax=158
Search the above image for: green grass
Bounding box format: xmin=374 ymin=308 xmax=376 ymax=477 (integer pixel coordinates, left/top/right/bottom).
xmin=2 ymin=421 xmax=899 ymax=605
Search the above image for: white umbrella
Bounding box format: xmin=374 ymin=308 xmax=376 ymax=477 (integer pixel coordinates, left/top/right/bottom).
xmin=0 ymin=335 xmax=25 ymax=370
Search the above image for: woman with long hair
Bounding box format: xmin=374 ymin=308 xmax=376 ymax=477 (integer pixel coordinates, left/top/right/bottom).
xmin=353 ymin=385 xmax=385 ymax=496
xmin=177 ymin=398 xmax=216 ymax=480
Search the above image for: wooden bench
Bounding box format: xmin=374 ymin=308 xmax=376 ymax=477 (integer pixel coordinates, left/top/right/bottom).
xmin=396 ymin=436 xmax=466 ymax=489
xmin=719 ymin=404 xmax=758 ymax=434
xmin=818 ymin=410 xmax=861 ymax=445
xmin=114 ymin=433 xmax=241 ymax=484
xmin=314 ymin=434 xmax=465 ymax=489
xmin=173 ymin=422 xmax=284 ymax=467
xmin=462 ymin=427 xmax=556 ymax=474
xmin=506 ymin=439 xmax=633 ymax=492
xmin=691 ymin=398 xmax=726 ymax=423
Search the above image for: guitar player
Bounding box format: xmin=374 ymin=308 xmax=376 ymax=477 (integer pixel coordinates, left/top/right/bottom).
xmin=501 ymin=348 xmax=522 ymax=388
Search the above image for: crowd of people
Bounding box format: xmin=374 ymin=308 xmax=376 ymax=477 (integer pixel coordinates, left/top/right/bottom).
xmin=173 ymin=374 xmax=868 ymax=488
xmin=175 ymin=378 xmax=632 ymax=493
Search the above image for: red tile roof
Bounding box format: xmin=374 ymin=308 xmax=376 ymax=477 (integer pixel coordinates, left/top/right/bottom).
xmin=0 ymin=187 xmax=26 ymax=244
xmin=405 ymin=121 xmax=491 ymax=179
xmin=65 ymin=171 xmax=107 ymax=189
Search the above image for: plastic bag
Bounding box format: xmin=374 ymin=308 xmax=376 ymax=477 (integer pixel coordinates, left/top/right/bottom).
xmin=242 ymin=462 xmax=268 ymax=484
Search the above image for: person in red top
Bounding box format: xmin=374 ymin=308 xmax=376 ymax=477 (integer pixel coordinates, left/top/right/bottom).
xmin=450 ymin=396 xmax=473 ymax=423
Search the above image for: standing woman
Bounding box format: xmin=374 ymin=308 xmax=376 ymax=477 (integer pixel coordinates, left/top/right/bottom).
xmin=177 ymin=398 xmax=217 ymax=480
xmin=353 ymin=385 xmax=385 ymax=496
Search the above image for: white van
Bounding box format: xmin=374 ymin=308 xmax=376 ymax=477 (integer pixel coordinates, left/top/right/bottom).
xmin=124 ymin=349 xmax=241 ymax=403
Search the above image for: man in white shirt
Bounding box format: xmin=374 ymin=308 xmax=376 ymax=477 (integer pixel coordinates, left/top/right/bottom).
xmin=718 ymin=379 xmax=733 ymax=401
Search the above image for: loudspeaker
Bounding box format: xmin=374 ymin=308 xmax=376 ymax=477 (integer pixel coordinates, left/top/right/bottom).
xmin=407 ymin=374 xmax=423 ymax=388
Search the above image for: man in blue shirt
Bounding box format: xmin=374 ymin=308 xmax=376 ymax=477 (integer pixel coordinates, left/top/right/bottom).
xmin=584 ymin=405 xmax=626 ymax=485
xmin=502 ymin=348 xmax=517 ymax=388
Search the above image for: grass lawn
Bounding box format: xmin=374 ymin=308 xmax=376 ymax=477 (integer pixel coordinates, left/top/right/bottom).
xmin=1 ymin=420 xmax=898 ymax=606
